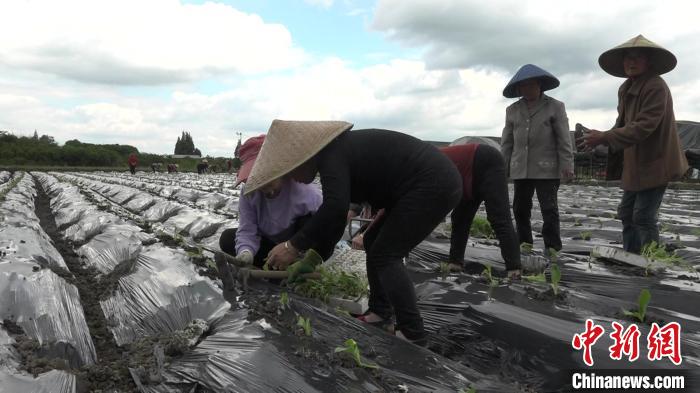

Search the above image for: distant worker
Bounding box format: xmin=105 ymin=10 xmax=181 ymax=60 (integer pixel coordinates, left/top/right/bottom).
xmin=580 ymin=35 xmax=688 ymax=254
xmin=501 ymin=64 xmax=573 ymax=254
xmin=197 ymin=159 xmax=209 ymax=174
xmin=227 ymin=159 xmax=232 ymax=173
xmin=127 ymin=153 xmax=138 ymax=175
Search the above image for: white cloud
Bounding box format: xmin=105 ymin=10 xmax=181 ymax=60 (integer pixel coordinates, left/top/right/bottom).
xmin=304 ymin=0 xmax=335 ymax=8
xmin=0 ymin=0 xmax=304 ymax=85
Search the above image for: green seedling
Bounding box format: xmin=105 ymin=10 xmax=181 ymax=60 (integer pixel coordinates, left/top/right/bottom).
xmin=579 ymin=231 xmax=592 ymax=241
xmin=520 ymin=242 xmax=533 ymax=254
xmin=439 ymin=262 xmax=450 ymax=280
xmin=523 ymin=272 xmax=547 ymax=283
xmin=692 ymin=228 xmax=700 ymax=237
xmin=334 ymin=307 xmax=352 ymax=318
xmin=623 ymin=289 xmax=651 ymax=323
xmin=659 ymin=223 xmax=670 ymax=233
xmin=597 ymin=219 xmax=604 ymax=229
xmin=547 ymin=248 xmax=559 ymax=263
xmin=573 ymin=217 xmax=582 ymax=226
xmin=294 ymin=268 xmax=368 ymax=302
xmin=481 ymin=265 xmax=498 ymax=287
xmin=334 ymin=338 xmax=378 ymax=369
xmin=470 ymin=216 xmax=494 ymax=239
xmin=550 ymin=264 xmax=562 ymax=296
xmin=296 ymin=315 xmax=312 ymax=336
xmin=279 ymin=291 xmax=289 ymax=310
xmin=641 ymin=241 xmax=695 ymax=273
xmin=458 ymin=388 xmax=477 ymax=393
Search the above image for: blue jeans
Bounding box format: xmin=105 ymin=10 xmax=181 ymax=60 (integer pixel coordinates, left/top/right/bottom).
xmin=617 ymin=185 xmax=667 ymax=254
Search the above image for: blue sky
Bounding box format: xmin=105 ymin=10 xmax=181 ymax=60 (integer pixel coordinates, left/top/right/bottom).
xmin=0 ymin=0 xmax=698 ymax=156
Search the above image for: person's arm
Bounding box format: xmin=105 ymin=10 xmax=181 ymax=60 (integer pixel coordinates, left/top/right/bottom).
xmin=604 ymin=78 xmax=668 ymax=150
xmin=553 ymin=102 xmax=574 ymax=178
xmin=290 ymin=143 xmax=350 ymax=254
xmin=501 ymin=108 xmax=514 ymax=177
xmin=235 ymin=187 xmax=261 ymax=256
xmin=449 ymin=199 xmax=474 ymax=263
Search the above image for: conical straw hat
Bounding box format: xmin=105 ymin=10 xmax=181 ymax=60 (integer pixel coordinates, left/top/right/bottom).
xmin=244 ymin=120 xmax=353 ymax=195
xmin=502 ymin=64 xmax=560 ymax=98
xmin=598 ymin=34 xmax=677 ymax=78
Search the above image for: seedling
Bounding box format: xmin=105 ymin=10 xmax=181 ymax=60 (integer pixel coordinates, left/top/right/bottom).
xmin=334 ymin=307 xmax=352 ymax=318
xmin=547 ymin=248 xmax=559 ymax=263
xmin=550 ymin=264 xmax=561 ymax=296
xmin=579 ymin=231 xmax=592 ymax=241
xmin=470 ymin=216 xmax=494 ymax=239
xmin=623 ymin=289 xmax=651 ymax=323
xmin=481 ymin=265 xmax=498 ymax=287
xmin=296 ymin=315 xmax=312 ymax=336
xmin=334 ymin=338 xmax=378 ymax=369
xmin=279 ymin=291 xmax=289 ymax=310
xmin=458 ymin=388 xmax=477 ymax=393
xmin=294 ymin=268 xmax=368 ymax=302
xmin=520 ymin=242 xmax=533 ymax=254
xmin=574 ymin=217 xmax=582 ymax=226
xmin=439 ymin=262 xmax=450 ymax=280
xmin=692 ymin=228 xmax=700 ymax=237
xmin=523 ymin=272 xmax=547 ymax=283
xmin=641 ymin=241 xmax=695 ymax=273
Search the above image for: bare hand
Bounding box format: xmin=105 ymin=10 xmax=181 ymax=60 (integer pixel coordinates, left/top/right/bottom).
xmin=578 ymin=129 xmax=606 ymax=151
xmin=351 ymin=234 xmax=364 ymax=250
xmin=267 ymin=242 xmax=299 ymax=270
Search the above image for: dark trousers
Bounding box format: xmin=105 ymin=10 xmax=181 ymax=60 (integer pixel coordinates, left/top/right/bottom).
xmin=513 ymin=179 xmax=562 ymax=251
xmin=363 ymin=150 xmax=462 ymax=341
xmin=218 ymin=214 xmax=332 ymax=269
xmin=219 ymin=228 xmax=275 ymax=269
xmin=129 ymin=165 xmax=136 ymax=175
xmin=618 ymin=185 xmax=667 ymax=254
xmin=450 ymin=145 xmax=520 ymax=270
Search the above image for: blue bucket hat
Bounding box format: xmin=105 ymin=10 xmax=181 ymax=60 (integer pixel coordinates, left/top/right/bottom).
xmin=502 ymin=64 xmax=560 ymax=98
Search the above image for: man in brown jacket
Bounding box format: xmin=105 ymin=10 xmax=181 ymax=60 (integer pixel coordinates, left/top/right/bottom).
xmin=581 ymin=35 xmax=689 ymax=254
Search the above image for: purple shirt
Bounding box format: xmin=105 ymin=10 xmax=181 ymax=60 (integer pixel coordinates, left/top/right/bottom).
xmin=236 ymin=178 xmax=322 ymax=255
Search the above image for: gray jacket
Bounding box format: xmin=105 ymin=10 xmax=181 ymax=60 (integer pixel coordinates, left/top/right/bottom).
xmin=501 ymin=94 xmax=573 ymax=179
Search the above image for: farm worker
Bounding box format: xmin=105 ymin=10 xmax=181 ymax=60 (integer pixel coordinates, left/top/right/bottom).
xmin=247 ymin=120 xmax=462 ymax=346
xmin=441 ymin=144 xmax=522 ymax=279
xmin=351 ymin=145 xmax=521 ymax=279
xmin=127 ymin=153 xmax=138 ymax=175
xmin=580 ymin=35 xmax=688 ymax=254
xmin=197 ymin=159 xmax=209 ymax=174
xmin=219 ymin=135 xmax=333 ymax=267
xmin=501 ymin=64 xmax=574 ymax=253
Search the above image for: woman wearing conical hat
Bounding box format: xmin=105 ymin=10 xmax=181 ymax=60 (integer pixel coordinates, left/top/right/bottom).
xmin=580 ymin=35 xmax=688 ymax=254
xmin=501 ymin=64 xmax=574 ymax=254
xmin=245 ymin=120 xmax=462 ymax=345
xmin=218 ymin=135 xmax=330 ymax=269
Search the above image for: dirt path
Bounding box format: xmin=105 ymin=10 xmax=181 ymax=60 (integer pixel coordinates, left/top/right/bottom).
xmin=31 ymin=175 xmax=136 ymax=392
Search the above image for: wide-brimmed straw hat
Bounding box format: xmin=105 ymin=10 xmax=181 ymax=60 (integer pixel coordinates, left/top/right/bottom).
xmin=503 ymin=64 xmax=560 ymax=98
xmin=598 ymin=34 xmax=677 ymax=78
xmin=234 ymin=134 xmax=265 ymax=188
xmin=243 ymin=120 xmax=353 ymax=195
